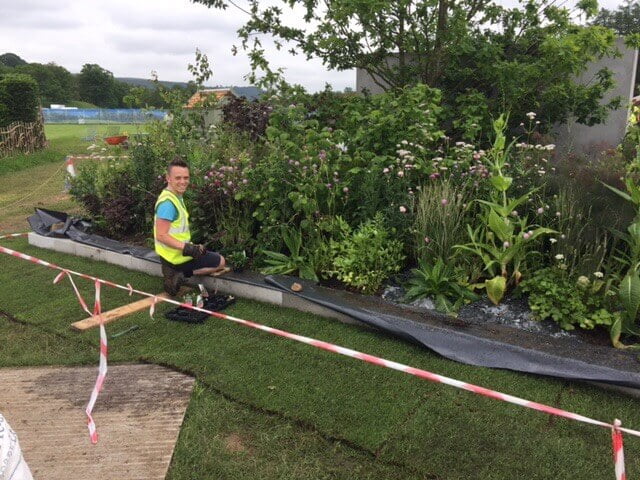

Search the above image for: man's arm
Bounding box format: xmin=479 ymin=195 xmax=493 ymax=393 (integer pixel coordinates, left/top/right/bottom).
xmin=155 ymin=218 xmax=186 ymax=251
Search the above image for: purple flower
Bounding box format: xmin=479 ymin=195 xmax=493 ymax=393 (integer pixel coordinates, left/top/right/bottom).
xmin=318 ymin=150 xmax=327 ymax=160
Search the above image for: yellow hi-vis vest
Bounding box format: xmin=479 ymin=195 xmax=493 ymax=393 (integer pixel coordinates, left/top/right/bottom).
xmin=154 ymin=189 xmax=192 ymax=265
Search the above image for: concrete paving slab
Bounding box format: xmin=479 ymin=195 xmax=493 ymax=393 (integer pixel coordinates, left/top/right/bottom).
xmin=0 ymin=364 xmax=195 ymax=480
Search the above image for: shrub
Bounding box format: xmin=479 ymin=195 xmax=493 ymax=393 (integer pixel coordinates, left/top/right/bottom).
xmin=328 ymin=214 xmax=406 ymax=294
xmin=222 ymin=96 xmax=271 ymax=140
xmin=0 ymin=73 xmax=39 ymax=126
xmin=519 ymin=266 xmax=618 ymax=331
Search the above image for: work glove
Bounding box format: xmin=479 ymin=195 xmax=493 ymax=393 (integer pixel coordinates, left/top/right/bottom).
xmin=183 ymin=242 xmax=206 ymax=259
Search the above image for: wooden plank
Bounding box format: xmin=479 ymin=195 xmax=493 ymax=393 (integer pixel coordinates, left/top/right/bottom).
xmin=71 ymin=293 xmax=168 ymax=331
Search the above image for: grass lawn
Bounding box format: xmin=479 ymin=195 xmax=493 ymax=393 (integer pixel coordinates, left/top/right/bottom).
xmin=0 ymin=236 xmax=638 ymax=479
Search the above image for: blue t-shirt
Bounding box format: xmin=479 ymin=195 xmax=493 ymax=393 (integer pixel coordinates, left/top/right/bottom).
xmin=156 ymin=197 xmax=185 ymax=222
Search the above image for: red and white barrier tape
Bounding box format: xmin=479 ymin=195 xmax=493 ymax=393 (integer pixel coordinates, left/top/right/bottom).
xmin=84 ymin=279 xmax=108 ymax=444
xmin=0 ymin=232 xmax=637 ymax=478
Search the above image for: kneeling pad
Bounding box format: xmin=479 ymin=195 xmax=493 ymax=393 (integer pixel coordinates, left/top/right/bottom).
xmin=165 ymin=294 xmax=236 ymax=324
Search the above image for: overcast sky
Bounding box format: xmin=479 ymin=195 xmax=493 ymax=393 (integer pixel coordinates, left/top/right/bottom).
xmin=0 ymin=0 xmax=630 ymax=92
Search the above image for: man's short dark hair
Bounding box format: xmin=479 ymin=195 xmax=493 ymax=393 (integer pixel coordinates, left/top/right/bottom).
xmin=167 ymin=155 xmax=189 ymax=174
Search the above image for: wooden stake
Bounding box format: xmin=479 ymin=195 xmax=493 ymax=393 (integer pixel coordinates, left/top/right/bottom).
xmin=71 ymin=293 xmax=168 ymax=331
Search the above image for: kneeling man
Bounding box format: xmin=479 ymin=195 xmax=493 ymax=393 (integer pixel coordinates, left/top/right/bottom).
xmin=154 ymin=156 xmax=226 ymax=295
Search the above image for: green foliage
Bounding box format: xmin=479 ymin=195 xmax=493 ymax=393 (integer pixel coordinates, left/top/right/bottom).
xmin=14 ymin=62 xmax=76 ymax=106
xmin=69 ymin=154 xmax=162 ymax=240
xmin=404 ymin=257 xmax=478 ymax=314
xmin=196 ymin=0 xmax=619 ymax=132
xmin=77 ymin=63 xmax=129 ymax=108
xmin=0 ymin=53 xmax=27 ymax=67
xmin=0 ymin=73 xmax=39 ymax=126
xmin=592 ymin=0 xmax=640 ymax=35
xmin=413 ymin=179 xmax=474 ymax=264
xmin=520 ymin=267 xmax=618 ymax=331
xmin=328 ymin=214 xmax=405 ymax=294
xmin=544 ymin=186 xmax=614 ymax=278
xmin=261 ymin=226 xmax=319 ymax=281
xmin=454 ymin=115 xmax=555 ymax=304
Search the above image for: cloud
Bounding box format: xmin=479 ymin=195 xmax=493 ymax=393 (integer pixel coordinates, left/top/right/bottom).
xmin=0 ymin=0 xmax=355 ymax=91
xmin=110 ymin=33 xmax=203 ymax=56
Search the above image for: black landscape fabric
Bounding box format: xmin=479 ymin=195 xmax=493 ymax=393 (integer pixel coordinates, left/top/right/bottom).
xmin=265 ymin=275 xmax=640 ymax=389
xmin=28 ymin=208 xmax=160 ymax=262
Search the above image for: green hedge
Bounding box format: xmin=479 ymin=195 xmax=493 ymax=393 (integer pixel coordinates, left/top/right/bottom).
xmin=0 ymin=73 xmax=39 ymax=127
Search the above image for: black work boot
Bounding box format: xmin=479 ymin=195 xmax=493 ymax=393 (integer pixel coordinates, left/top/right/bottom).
xmin=162 ymin=263 xmax=185 ymax=296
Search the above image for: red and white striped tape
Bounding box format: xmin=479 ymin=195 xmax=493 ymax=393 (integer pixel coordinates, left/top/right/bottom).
xmin=613 ymin=419 xmax=627 ymax=480
xmin=0 ymin=233 xmax=636 ymax=478
xmin=65 ymin=156 xmax=76 ymax=177
xmin=84 ymin=279 xmax=108 ymax=444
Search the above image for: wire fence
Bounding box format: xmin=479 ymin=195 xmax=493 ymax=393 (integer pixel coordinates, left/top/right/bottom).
xmin=42 ymin=108 xmax=168 ymax=124
xmin=0 ymin=113 xmax=47 ymax=158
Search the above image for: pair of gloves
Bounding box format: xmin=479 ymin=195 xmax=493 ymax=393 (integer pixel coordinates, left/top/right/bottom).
xmin=183 ymin=242 xmax=207 ymax=259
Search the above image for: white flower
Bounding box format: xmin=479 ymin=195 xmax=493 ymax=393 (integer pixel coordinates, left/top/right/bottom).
xmin=577 ymin=276 xmax=590 ymax=287
xmin=593 ymin=271 xmax=604 ymax=278
xmin=399 ymin=205 xmax=407 ymax=213
xmin=526 ymin=112 xmax=537 ymax=120
xmin=555 ymin=254 xmax=564 ymax=260
xmin=545 ymin=144 xmax=556 ymax=151
xmin=549 ymin=238 xmax=557 ymax=244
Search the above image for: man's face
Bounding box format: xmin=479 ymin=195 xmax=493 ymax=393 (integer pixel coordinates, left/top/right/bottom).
xmin=166 ymin=166 xmax=190 ymax=195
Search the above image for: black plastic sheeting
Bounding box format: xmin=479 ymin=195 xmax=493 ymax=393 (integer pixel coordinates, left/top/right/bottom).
xmin=28 ymin=208 xmax=160 ymax=262
xmin=265 ymin=275 xmax=640 ymax=389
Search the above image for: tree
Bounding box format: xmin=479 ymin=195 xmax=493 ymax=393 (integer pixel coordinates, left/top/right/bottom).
xmin=194 ymin=0 xmax=621 ymax=131
xmin=15 ymin=62 xmax=76 ymax=106
xmin=0 ymin=53 xmax=27 ymax=68
xmin=77 ymin=63 xmax=120 ymax=108
xmin=592 ymin=0 xmax=640 ymax=35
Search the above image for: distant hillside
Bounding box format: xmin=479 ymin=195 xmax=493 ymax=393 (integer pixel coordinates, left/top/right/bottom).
xmin=116 ymin=77 xmax=218 ymax=89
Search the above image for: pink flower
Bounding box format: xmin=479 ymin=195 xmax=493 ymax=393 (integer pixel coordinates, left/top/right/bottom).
xmin=537 ymin=207 xmax=544 ymax=214
xmin=441 ymin=199 xmax=448 ymax=206
xmin=399 ymin=206 xmax=407 ymax=213
xmin=424 ymin=236 xmax=430 ymax=243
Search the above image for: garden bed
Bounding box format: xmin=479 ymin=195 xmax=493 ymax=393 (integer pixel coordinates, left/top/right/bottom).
xmin=24 ymin=216 xmax=640 ymax=394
